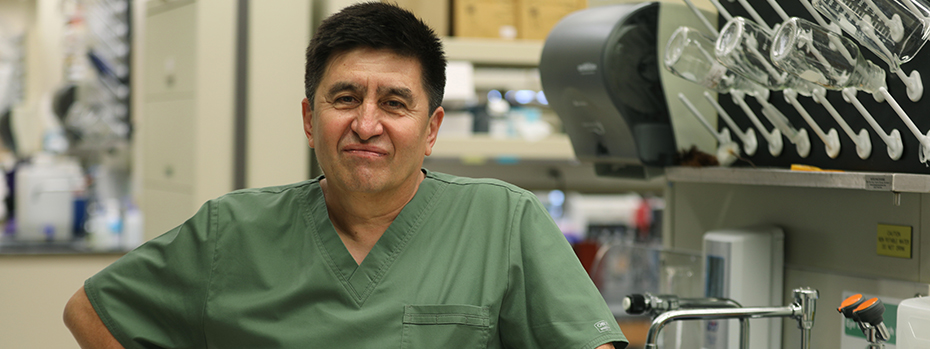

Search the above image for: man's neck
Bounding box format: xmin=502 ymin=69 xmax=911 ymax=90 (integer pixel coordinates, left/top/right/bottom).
xmin=320 ymin=171 xmax=425 ymax=264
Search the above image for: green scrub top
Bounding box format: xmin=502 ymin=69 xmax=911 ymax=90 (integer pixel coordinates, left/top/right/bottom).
xmin=85 ymin=170 xmax=628 ymax=348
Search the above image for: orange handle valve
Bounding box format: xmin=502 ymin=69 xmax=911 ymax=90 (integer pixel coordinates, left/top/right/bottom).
xmin=838 ymin=294 xmax=865 ymax=319
xmin=853 ymin=298 xmax=886 ymax=326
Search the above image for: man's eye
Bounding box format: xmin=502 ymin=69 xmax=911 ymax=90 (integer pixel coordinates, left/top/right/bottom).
xmin=384 ymin=100 xmax=406 ymax=109
xmin=336 ymin=96 xmax=357 ymax=104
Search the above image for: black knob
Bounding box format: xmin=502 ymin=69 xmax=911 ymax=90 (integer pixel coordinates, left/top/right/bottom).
xmin=624 ymin=294 xmax=647 ymax=314
xmin=853 ymin=298 xmax=885 ymax=326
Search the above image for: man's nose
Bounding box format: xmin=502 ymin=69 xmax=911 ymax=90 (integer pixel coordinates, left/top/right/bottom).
xmin=351 ymin=101 xmax=384 ymax=140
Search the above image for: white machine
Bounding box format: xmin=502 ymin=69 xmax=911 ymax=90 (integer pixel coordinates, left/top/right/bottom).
xmin=703 ymin=226 xmax=785 ymax=349
xmin=897 ymin=296 xmax=930 ymax=349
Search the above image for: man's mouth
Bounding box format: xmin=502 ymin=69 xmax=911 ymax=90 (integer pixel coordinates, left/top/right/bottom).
xmin=343 ymin=145 xmax=388 ymax=157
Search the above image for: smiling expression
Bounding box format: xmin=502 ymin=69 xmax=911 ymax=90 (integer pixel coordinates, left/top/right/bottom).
xmin=303 ymin=47 xmax=443 ymax=195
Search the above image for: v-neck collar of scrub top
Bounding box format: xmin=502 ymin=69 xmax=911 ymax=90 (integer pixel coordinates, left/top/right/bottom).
xmin=305 ymin=169 xmax=445 ymax=306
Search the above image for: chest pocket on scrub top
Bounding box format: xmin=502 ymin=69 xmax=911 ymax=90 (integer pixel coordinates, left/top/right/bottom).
xmin=401 ymin=304 xmax=491 ymax=348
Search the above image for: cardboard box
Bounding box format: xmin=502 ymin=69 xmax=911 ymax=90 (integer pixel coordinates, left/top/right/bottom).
xmin=385 ymin=0 xmax=451 ymax=36
xmin=517 ymin=0 xmax=587 ymax=40
xmin=454 ymin=0 xmax=518 ymax=39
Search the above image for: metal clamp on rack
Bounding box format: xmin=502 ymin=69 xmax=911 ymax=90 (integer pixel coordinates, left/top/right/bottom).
xmin=838 ymin=294 xmax=891 ymax=348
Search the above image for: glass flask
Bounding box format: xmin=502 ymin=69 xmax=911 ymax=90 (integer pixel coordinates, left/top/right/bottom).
xmin=716 ymin=17 xmax=799 ymax=90
xmin=665 ymin=26 xmax=767 ymax=96
xmin=771 ymin=17 xmax=887 ymax=93
xmin=810 ymin=0 xmax=930 ymax=70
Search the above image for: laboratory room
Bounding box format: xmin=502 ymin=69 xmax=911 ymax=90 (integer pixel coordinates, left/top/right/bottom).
xmin=3 ymin=0 xmax=930 ymax=348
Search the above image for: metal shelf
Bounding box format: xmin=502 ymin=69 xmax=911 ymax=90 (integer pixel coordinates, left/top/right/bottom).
xmin=442 ymin=37 xmax=543 ymax=66
xmin=665 ymin=167 xmax=930 ymax=194
xmin=430 ymin=134 xmax=575 ymax=162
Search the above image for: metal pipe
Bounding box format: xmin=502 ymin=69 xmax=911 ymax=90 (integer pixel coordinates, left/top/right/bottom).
xmin=678 ymin=297 xmax=742 ymax=309
xmin=739 ymin=318 xmax=750 ymax=349
xmin=801 ymin=327 xmax=811 ymax=349
xmin=644 ymin=304 xmax=801 ymax=349
xmin=645 ymin=288 xmax=818 ymax=349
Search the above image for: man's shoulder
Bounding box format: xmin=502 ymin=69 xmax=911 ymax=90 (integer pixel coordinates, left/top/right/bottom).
xmin=211 ymin=178 xmax=320 ymax=206
xmin=425 ymin=170 xmax=530 ymax=197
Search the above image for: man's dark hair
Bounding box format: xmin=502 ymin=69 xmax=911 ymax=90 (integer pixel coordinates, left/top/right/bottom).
xmin=305 ymin=2 xmax=446 ymax=114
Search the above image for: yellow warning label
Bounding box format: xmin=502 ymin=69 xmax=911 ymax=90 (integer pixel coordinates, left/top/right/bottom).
xmin=877 ymin=224 xmax=912 ymax=259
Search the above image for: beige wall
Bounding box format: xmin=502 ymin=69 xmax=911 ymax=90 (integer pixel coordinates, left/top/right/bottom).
xmin=0 ymin=254 xmax=121 ymax=348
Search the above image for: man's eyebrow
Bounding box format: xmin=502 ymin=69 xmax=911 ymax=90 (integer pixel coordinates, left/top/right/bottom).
xmin=377 ymin=86 xmax=414 ymax=102
xmin=326 ymin=81 xmax=363 ymax=97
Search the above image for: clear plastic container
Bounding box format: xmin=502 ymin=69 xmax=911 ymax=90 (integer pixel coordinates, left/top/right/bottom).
xmin=897 ymin=296 xmax=930 ymax=349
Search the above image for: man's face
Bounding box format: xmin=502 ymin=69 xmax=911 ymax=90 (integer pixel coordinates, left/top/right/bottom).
xmin=303 ymin=47 xmax=443 ymax=194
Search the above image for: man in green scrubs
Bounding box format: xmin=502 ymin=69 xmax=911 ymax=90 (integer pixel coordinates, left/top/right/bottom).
xmin=64 ymin=3 xmax=628 ymax=348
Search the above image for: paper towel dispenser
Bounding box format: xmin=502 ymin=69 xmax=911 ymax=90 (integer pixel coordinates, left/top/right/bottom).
xmin=540 ymin=2 xmax=677 ymax=179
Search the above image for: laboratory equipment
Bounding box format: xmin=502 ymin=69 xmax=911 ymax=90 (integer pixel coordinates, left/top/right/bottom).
xmin=644 ymin=287 xmax=820 ymax=349
xmin=701 ymin=91 xmax=758 ymax=157
xmin=843 ymin=88 xmax=904 ymax=160
xmin=771 ymin=17 xmax=887 ymax=94
xmin=672 ymin=7 xmax=840 ymax=158
xmin=716 ymin=17 xmax=812 ymax=158
xmin=623 ymin=293 xmax=742 ymax=316
xmin=734 ymin=0 xmax=774 ymax=33
xmin=624 ymin=292 xmax=749 ymax=348
xmin=704 ymin=226 xmax=785 ymax=349
xmin=876 ymin=86 xmax=930 ymax=162
xmin=838 ymin=294 xmax=891 ymax=348
xmin=678 ymin=93 xmax=741 ymax=165
xmin=809 ymin=86 xmax=874 ymax=159
xmin=810 ymin=0 xmax=925 ymax=101
xmin=664 ymin=26 xmax=779 ymax=157
xmin=717 ymin=17 xmax=795 ymax=90
xmin=896 ymin=296 xmax=930 ymax=349
xmin=771 ymin=17 xmax=911 ymax=160
xmin=783 ymin=88 xmax=842 ymax=158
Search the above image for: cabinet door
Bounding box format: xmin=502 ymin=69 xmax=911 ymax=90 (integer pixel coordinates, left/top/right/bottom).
xmin=144 ymin=1 xmax=196 ymax=98
xmin=143 ymin=98 xmax=195 ymax=191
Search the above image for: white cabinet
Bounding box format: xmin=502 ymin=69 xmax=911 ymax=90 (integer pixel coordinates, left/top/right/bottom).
xmin=141 ymin=0 xmax=311 ymax=238
xmin=141 ymin=0 xmax=236 ymax=238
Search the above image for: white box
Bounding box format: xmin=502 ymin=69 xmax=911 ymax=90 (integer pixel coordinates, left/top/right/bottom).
xmin=703 ymin=226 xmax=785 ymax=349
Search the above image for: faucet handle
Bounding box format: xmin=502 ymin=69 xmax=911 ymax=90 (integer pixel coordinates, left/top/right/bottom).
xmin=853 ymin=298 xmax=886 ymax=326
xmin=838 ymin=293 xmax=865 ymax=319
xmin=623 ymin=294 xmax=648 ymax=314
xmin=623 ymin=293 xmax=683 ymax=315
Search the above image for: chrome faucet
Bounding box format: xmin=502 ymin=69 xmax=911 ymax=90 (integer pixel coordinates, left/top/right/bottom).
xmin=624 ymin=293 xmax=750 ymax=349
xmin=643 ymin=287 xmax=819 ymax=349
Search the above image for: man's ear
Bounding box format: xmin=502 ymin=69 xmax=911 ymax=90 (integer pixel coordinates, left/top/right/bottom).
xmin=302 ymin=98 xmax=314 ymax=148
xmin=424 ymin=106 xmax=444 ymax=156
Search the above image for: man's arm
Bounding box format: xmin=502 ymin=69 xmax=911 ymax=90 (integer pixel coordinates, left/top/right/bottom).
xmin=596 ymin=344 xmax=616 ymax=349
xmin=63 ymin=287 xmax=124 ymax=349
